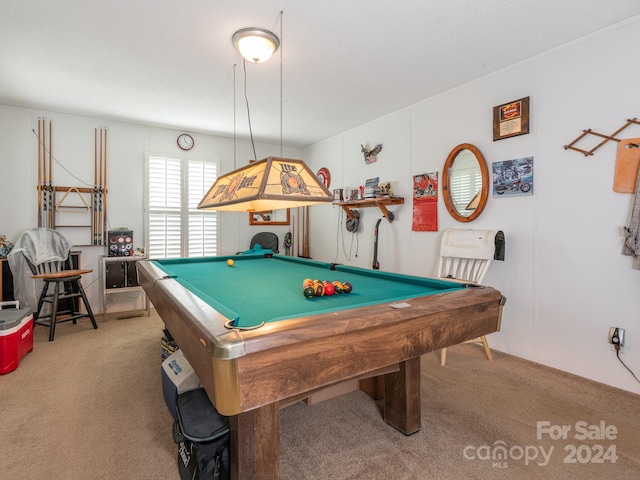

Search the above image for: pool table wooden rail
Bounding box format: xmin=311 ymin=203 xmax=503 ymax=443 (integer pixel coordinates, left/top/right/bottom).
xmin=234 ymin=286 xmax=503 ymax=409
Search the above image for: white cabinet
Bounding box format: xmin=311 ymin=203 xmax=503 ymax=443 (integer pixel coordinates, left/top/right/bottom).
xmin=101 ymin=255 xmax=150 ymax=321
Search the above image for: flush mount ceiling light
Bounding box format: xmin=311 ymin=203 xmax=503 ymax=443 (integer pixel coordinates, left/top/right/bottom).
xmin=232 ymin=27 xmax=280 ymax=63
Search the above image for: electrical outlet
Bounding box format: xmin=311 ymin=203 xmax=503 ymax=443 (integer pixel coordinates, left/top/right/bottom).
xmin=609 ymin=327 xmax=625 ymax=347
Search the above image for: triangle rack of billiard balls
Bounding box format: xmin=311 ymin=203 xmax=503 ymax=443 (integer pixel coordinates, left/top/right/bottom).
xmin=302 ymin=279 xmax=352 ymax=298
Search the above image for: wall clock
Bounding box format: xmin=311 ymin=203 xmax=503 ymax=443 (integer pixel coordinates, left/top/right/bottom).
xmin=177 ymin=133 xmax=194 ymax=151
xmin=317 ymin=167 xmax=331 ymax=188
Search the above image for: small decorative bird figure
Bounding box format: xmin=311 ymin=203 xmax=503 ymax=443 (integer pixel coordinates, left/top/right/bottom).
xmin=361 ymin=143 xmax=383 ymax=164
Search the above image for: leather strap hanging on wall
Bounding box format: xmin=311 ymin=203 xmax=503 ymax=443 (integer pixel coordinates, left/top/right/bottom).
xmin=494 ymin=230 xmax=506 ymax=261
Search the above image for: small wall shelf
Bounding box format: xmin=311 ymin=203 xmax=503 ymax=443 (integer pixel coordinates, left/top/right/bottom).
xmin=335 ymin=197 xmax=404 ymax=223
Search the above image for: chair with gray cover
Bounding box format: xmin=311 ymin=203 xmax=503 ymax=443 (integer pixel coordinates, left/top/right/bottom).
xmin=8 ymin=228 xmax=97 ymax=341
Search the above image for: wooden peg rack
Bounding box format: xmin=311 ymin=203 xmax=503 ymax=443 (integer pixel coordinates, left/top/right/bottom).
xmin=564 ymin=117 xmax=640 ymax=156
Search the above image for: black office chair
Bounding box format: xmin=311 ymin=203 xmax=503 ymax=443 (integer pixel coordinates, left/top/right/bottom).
xmin=9 ymin=228 xmax=97 ymax=341
xmin=249 ymin=232 xmax=279 ymax=253
xmin=237 ymin=232 xmax=280 ymax=255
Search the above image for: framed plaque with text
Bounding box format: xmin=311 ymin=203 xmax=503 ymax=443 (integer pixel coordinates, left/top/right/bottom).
xmin=493 ymin=96 xmax=530 ymax=141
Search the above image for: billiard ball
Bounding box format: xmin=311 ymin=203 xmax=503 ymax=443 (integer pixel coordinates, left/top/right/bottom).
xmin=342 ymin=282 xmax=352 ymax=293
xmin=332 ymin=281 xmax=343 ymax=293
xmin=323 ymin=283 xmax=334 ymax=295
xmin=227 ymin=259 xmax=234 ymax=266
xmin=303 ymin=287 xmax=315 ymax=298
xmin=314 ymin=284 xmax=324 ymax=296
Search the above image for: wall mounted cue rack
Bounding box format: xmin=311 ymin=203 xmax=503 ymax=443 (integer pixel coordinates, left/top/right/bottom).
xmin=35 ymin=119 xmax=108 ymax=246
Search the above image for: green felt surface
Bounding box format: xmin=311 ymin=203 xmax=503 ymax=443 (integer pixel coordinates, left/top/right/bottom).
xmin=153 ymin=255 xmax=464 ymax=328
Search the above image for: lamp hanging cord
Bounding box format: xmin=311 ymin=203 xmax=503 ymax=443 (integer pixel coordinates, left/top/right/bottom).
xmin=615 ymin=344 xmax=640 ymax=383
xmin=31 ymin=128 xmax=93 ymax=187
xmin=233 ymin=63 xmax=237 ymax=169
xmin=242 ymin=58 xmax=258 ymax=162
xmin=280 ymin=10 xmax=283 ymax=157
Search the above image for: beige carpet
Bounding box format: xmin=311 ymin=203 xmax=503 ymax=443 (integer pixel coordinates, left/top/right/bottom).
xmin=1 ymin=311 xmax=638 ymax=479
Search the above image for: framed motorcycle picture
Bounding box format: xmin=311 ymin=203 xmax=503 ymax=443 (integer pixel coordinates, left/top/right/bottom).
xmin=492 ymin=157 xmax=534 ymax=197
xmin=412 ymin=172 xmax=439 ymax=231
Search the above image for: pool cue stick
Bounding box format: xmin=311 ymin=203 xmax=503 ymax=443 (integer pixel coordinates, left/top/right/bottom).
xmin=308 ymin=207 xmax=310 ymax=255
xmin=93 ymin=128 xmax=98 ymax=244
xmin=40 ymin=118 xmax=48 ymax=227
xmin=49 ymin=120 xmax=54 ymax=228
xmin=308 ymin=206 xmax=311 ymax=256
xmin=289 ymin=213 xmax=296 ymax=257
xmin=301 ymin=206 xmax=307 ymax=257
xmin=45 ymin=120 xmax=49 ymax=228
xmin=46 ymin=119 xmax=53 ymax=228
xmin=37 ymin=119 xmax=42 ymax=227
xmin=98 ymin=127 xmax=103 ymax=245
xmin=304 ymin=206 xmax=310 ymax=257
xmin=42 ymin=119 xmax=48 ymax=227
xmin=102 ymin=127 xmax=108 ymax=245
xmin=297 ymin=209 xmax=301 ymax=257
xmin=300 ymin=207 xmax=307 ymax=258
xmin=42 ymin=118 xmax=48 ymax=226
xmin=46 ymin=120 xmax=49 ymax=227
xmin=97 ymin=127 xmax=102 ymax=245
xmin=303 ymin=206 xmax=306 ymax=256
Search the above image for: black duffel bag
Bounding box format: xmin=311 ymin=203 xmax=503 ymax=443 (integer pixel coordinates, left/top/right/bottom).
xmin=173 ymin=388 xmax=230 ymax=480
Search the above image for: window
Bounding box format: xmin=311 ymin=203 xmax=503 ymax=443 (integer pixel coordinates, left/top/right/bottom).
xmin=146 ymin=155 xmax=218 ymax=259
xmin=450 ymin=166 xmax=482 ymax=214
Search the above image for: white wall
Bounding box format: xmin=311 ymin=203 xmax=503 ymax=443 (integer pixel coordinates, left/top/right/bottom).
xmin=0 ymin=106 xmax=300 ymax=313
xmin=303 ymin=17 xmax=640 ymax=394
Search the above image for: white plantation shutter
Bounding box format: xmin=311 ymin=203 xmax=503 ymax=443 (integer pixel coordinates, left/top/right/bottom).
xmin=148 ymin=157 xmax=181 ymax=258
xmin=146 ymin=155 xmax=217 ymax=259
xmin=149 ymin=158 xmax=181 ymax=210
xmin=187 ymin=161 xmax=217 ymax=257
xmin=148 ymin=213 xmax=182 ymax=258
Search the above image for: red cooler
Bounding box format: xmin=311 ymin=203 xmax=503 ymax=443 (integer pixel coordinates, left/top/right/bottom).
xmin=0 ymin=302 xmax=34 ymax=374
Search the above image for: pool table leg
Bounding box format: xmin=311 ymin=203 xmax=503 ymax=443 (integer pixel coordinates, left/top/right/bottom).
xmin=383 ymin=357 xmax=421 ymax=435
xmin=229 ymin=402 xmax=280 ymax=480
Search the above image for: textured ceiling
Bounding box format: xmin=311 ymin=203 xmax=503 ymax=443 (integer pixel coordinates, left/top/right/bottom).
xmin=2 ymin=1 xmax=640 ymax=148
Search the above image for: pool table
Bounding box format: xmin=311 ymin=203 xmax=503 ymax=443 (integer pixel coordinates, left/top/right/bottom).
xmin=138 ymin=254 xmax=505 ymax=480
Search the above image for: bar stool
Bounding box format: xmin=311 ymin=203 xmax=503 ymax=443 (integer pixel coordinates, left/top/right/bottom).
xmin=32 ymin=266 xmax=98 ymax=341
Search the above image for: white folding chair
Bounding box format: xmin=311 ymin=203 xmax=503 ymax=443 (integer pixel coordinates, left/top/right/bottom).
xmin=436 ymin=228 xmax=500 ymax=366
